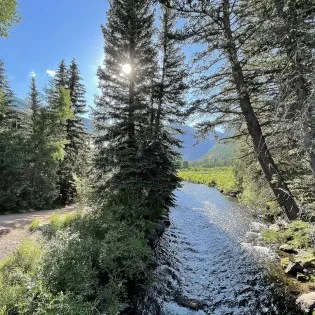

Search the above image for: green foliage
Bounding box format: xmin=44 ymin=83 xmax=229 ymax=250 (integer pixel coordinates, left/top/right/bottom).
xmin=178 ymin=167 xmax=238 ymax=194
xmin=0 ymin=195 xmax=153 ymax=314
xmin=43 ymin=212 xmax=79 ymax=239
xmin=51 ymin=87 xmax=73 ymax=122
xmin=0 ymin=0 xmax=20 ymax=38
xmin=29 ymin=218 xmax=41 ymax=231
xmin=0 ymin=240 xmax=42 ymax=313
xmin=280 ymin=257 xmax=291 ymax=269
xmin=262 ymin=220 xmax=315 ymax=249
xmin=42 ymin=200 xmax=152 ymax=313
xmin=73 ymin=175 xmax=95 ymax=206
xmin=50 ymin=60 xmax=90 ymax=206
xmin=0 ymin=240 xmax=92 ymax=315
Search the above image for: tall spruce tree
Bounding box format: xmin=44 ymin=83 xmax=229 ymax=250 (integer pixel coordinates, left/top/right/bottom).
xmin=0 ymin=60 xmax=14 ymax=124
xmin=94 ymin=0 xmax=157 ymax=215
xmin=48 ymin=60 xmax=88 ymax=204
xmin=22 ymin=77 xmax=60 ymax=209
xmin=0 ymin=60 xmax=21 ymax=211
xmin=28 ymin=76 xmax=41 ymax=127
xmin=236 ymin=0 xmax=315 ymax=207
xmin=143 ymin=5 xmax=187 ymax=210
xmin=59 ymin=59 xmax=88 ymax=204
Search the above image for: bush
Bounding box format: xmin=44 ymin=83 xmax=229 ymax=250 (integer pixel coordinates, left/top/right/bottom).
xmin=43 ymin=212 xmax=81 ymax=239
xmin=0 ymin=239 xmax=97 ymax=314
xmin=0 ymin=195 xmax=154 ymax=314
xmin=29 ymin=218 xmax=41 ymax=231
xmin=42 ymin=202 xmax=152 ymax=313
xmin=0 ymin=240 xmax=42 ymax=314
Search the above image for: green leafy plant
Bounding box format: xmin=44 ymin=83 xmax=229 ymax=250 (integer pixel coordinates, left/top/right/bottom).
xmin=29 ymin=218 xmax=41 ymax=231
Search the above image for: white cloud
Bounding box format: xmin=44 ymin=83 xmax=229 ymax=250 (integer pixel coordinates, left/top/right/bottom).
xmin=46 ymin=69 xmax=56 ymax=77
xmin=29 ymin=71 xmax=36 ymax=78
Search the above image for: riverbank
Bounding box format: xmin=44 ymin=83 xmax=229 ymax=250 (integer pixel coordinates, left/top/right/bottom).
xmin=178 ymin=167 xmax=239 ymax=196
xmin=179 ymin=168 xmax=315 ymax=313
xmin=262 ymin=220 xmax=315 ymax=313
xmin=139 ymin=182 xmax=300 ymax=314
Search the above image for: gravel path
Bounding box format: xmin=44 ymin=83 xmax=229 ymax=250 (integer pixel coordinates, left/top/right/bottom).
xmin=0 ymin=206 xmax=77 ymax=260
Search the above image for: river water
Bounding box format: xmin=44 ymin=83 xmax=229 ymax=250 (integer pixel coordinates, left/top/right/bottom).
xmin=139 ymin=182 xmax=300 ymax=315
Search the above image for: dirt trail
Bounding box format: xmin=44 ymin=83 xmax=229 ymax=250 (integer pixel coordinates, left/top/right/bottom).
xmin=0 ymin=206 xmax=77 ymax=260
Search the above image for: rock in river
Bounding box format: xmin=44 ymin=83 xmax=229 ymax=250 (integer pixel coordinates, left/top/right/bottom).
xmin=296 ymin=292 xmax=315 ymax=313
xmin=285 ymin=262 xmax=304 ymax=276
xmin=176 ymin=296 xmax=203 ymax=311
xmin=279 ymin=244 xmax=298 ymax=254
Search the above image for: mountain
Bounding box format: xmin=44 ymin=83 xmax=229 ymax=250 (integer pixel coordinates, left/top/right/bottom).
xmin=177 ymin=125 xmax=226 ymax=161
xmin=82 ymin=118 xmax=94 ymax=132
xmin=11 ymin=96 xmax=27 ymax=110
xmin=197 ymin=142 xmax=234 ymax=167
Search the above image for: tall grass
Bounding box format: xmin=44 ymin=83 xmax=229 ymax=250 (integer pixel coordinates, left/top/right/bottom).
xmin=178 ymin=167 xmax=239 ymax=194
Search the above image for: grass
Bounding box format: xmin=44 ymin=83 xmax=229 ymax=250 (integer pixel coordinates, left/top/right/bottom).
xmin=0 ymin=240 xmax=43 ymax=314
xmin=29 ymin=218 xmax=41 ymax=231
xmin=262 ymin=220 xmax=315 ymax=249
xmin=178 ymin=167 xmax=238 ymax=194
xmin=43 ymin=212 xmax=82 ymax=239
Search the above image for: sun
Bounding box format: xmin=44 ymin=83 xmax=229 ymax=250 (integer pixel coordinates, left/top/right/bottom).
xmin=122 ymin=63 xmax=132 ymax=75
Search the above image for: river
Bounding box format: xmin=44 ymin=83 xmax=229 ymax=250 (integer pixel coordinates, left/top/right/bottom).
xmin=138 ymin=182 xmax=300 ymax=315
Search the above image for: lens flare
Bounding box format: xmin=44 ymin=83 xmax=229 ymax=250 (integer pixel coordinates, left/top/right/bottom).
xmin=122 ymin=63 xmax=131 ymax=74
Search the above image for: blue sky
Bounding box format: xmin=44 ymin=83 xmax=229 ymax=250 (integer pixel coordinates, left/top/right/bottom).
xmin=1 ymin=0 xmax=108 ymax=112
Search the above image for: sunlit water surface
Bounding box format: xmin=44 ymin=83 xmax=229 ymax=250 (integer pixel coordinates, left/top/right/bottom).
xmin=138 ymin=182 xmax=300 ymax=315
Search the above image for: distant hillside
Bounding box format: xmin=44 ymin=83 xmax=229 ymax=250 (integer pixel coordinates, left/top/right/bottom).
xmin=11 ymin=97 xmax=27 ymax=110
xmin=197 ymin=142 xmax=234 ymax=167
xmin=83 ymin=118 xmax=94 ymax=132
xmin=177 ymin=125 xmax=226 ymax=161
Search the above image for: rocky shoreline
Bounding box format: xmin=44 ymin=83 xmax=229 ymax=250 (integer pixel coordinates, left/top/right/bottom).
xmin=245 ymin=218 xmax=315 ymax=314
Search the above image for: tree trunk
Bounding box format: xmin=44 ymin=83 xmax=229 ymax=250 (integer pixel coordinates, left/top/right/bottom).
xmin=128 ymin=35 xmax=136 ymax=141
xmin=221 ymin=0 xmax=299 ymax=220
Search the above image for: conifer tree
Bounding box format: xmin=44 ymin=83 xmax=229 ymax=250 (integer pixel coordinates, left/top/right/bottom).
xmin=47 ymin=59 xmax=89 ymax=204
xmin=94 ymin=0 xmax=157 ymax=212
xmin=60 ymin=59 xmax=88 ymax=204
xmin=22 ymin=77 xmax=60 ymax=209
xmin=28 ymin=76 xmax=41 ymax=127
xmin=143 ymin=5 xmax=187 ymax=210
xmin=236 ymin=0 xmax=315 ymax=206
xmin=162 ymin=0 xmax=300 ymax=219
xmin=0 ymin=60 xmax=14 ymax=124
xmin=0 ymin=61 xmax=27 ymax=211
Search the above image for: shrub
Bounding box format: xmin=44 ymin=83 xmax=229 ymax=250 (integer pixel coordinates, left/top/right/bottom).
xmin=29 ymin=218 xmax=41 ymax=231
xmin=0 ymin=239 xmax=94 ymax=315
xmin=0 ymin=240 xmax=42 ymax=314
xmin=43 ymin=203 xmax=152 ymax=313
xmin=0 ymin=196 xmax=154 ymax=314
xmin=43 ymin=212 xmax=81 ymax=239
